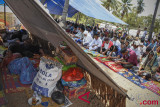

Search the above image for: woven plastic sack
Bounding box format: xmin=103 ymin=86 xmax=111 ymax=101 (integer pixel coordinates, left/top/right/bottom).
xmin=32 ymin=57 xmax=62 ymax=97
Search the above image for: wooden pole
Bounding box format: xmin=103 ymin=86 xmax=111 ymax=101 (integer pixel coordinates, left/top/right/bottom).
xmin=4 ymin=3 xmax=6 ymax=27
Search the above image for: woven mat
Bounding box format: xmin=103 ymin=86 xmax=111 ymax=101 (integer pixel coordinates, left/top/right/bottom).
xmin=2 ymin=70 xmax=31 ymax=94
xmin=25 ymin=88 xmax=65 ymax=107
xmin=142 ymin=81 xmax=160 ymax=96
xmin=81 ymin=47 xmax=105 ymax=57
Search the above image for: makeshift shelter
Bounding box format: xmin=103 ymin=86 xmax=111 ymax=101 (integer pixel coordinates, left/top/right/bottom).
xmin=43 ymin=0 xmax=127 ymax=25
xmin=4 ymin=0 xmax=129 ymax=106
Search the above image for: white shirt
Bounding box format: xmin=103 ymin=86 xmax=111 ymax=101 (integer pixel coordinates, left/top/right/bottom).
xmin=140 ymin=46 xmax=146 ymax=55
xmin=113 ymin=40 xmax=121 ymax=48
xmin=89 ymin=38 xmax=102 ymax=48
xmin=75 ymin=31 xmax=84 ymax=39
xmin=83 ymin=33 xmax=93 ymax=45
xmin=131 ymin=46 xmax=141 ymax=59
xmin=104 ymin=43 xmax=109 ymax=50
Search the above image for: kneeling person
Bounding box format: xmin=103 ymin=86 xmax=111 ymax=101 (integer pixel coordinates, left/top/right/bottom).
xmin=97 ymin=37 xmax=113 ymax=55
xmin=88 ymin=34 xmax=102 ymax=51
xmin=115 ymin=48 xmax=138 ymax=69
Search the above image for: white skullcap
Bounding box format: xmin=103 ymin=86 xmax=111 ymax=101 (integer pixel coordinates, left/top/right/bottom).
xmin=83 ymin=31 xmax=88 ymax=35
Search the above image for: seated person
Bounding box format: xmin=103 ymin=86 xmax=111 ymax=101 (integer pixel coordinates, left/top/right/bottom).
xmin=100 ymin=33 xmax=105 ymax=41
xmin=156 ymin=46 xmax=160 ymax=72
xmin=112 ymin=36 xmax=121 ymax=49
xmin=87 ymin=33 xmax=102 ymax=51
xmin=125 ymin=40 xmax=130 ymax=49
xmin=97 ymin=37 xmax=113 ymax=55
xmin=120 ymin=37 xmax=125 ymax=43
xmin=138 ymin=51 xmax=159 ymax=80
xmin=139 ymin=42 xmax=146 ymax=56
xmin=140 ymin=47 xmax=152 ymax=63
xmin=130 ymin=41 xmax=141 ymax=60
xmin=121 ymin=42 xmax=126 ymax=49
xmin=115 ymin=48 xmax=138 ymax=69
xmin=82 ymin=31 xmax=93 ymax=47
xmin=147 ymin=39 xmax=157 ymax=51
xmin=144 ymin=38 xmax=150 ymax=47
xmin=8 ymin=38 xmax=44 ymax=58
xmin=106 ymin=45 xmax=122 ymax=60
xmin=73 ymin=26 xmax=85 ymax=44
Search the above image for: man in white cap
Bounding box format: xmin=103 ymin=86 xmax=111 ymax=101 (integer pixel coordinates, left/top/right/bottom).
xmin=82 ymin=31 xmax=93 ymax=47
xmin=139 ymin=42 xmax=146 ymax=55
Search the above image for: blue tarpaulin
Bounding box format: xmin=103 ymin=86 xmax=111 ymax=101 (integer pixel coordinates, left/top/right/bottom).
xmin=44 ymin=0 xmax=127 ymax=25
xmin=43 ymin=0 xmax=78 ymax=17
xmin=0 ymin=0 xmax=5 ymax=5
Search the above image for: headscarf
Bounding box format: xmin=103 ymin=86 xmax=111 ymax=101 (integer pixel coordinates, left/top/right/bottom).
xmin=141 ymin=51 xmax=158 ymax=74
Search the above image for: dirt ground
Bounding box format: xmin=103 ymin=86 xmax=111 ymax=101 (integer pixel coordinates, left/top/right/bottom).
xmin=1 ymin=56 xmax=159 ymax=107
xmin=4 ymin=91 xmax=105 ymax=107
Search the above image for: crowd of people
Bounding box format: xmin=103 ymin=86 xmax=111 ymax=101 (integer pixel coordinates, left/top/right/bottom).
xmin=65 ymin=21 xmax=160 ymax=81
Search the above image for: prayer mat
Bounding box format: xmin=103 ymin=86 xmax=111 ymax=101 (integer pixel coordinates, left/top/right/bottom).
xmin=142 ymin=81 xmax=160 ymax=96
xmin=26 ymin=88 xmax=72 ymax=107
xmin=81 ymin=47 xmax=105 ymax=57
xmin=95 ymin=57 xmax=127 ymax=72
xmin=118 ymin=70 xmax=148 ymax=89
xmin=94 ymin=57 xmax=110 ymax=63
xmin=2 ymin=70 xmax=31 ymax=94
xmin=103 ymin=61 xmax=127 ymax=72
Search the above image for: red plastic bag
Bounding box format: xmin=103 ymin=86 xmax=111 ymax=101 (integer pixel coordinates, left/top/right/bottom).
xmin=62 ymin=67 xmax=84 ymax=82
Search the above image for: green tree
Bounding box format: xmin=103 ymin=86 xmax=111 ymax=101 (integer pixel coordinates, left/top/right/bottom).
xmin=102 ymin=0 xmax=119 ymax=11
xmin=120 ymin=0 xmax=133 ymax=20
xmin=137 ymin=0 xmax=145 ymax=14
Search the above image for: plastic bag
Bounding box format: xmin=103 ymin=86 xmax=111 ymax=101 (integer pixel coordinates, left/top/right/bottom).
xmin=62 ymin=67 xmax=84 ymax=82
xmin=8 ymin=57 xmax=37 ymax=84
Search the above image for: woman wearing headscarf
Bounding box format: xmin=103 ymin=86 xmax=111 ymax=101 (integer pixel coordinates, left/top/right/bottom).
xmin=82 ymin=31 xmax=93 ymax=47
xmin=138 ymin=51 xmax=159 ymax=80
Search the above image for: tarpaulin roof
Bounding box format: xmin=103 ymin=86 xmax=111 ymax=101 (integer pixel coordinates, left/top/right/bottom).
xmin=43 ymin=0 xmax=127 ymax=25
xmin=43 ymin=0 xmax=78 ymax=17
xmin=0 ymin=0 xmax=5 ymax=5
xmin=4 ymin=0 xmax=128 ymax=98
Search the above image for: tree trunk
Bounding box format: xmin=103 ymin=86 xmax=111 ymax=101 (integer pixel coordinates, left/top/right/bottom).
xmin=149 ymin=0 xmax=160 ymax=42
xmin=85 ymin=16 xmax=88 ymax=26
xmin=121 ymin=12 xmax=125 ymax=20
xmin=75 ymin=12 xmax=79 ymax=24
xmin=61 ymin=0 xmax=69 ymax=28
